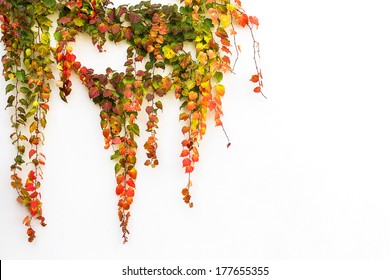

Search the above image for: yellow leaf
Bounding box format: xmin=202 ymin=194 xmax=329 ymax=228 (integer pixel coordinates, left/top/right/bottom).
xmin=220 ymin=14 xmax=231 ymax=29
xmin=215 ymin=84 xmax=225 ymax=96
xmin=29 ymin=121 xmax=37 ymax=133
xmin=162 ymin=45 xmax=176 ymax=59
xmin=226 ymin=4 xmax=235 ymax=11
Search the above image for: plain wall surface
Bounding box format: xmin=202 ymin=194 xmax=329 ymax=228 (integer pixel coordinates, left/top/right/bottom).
xmin=1 ymin=0 xmax=390 ymax=259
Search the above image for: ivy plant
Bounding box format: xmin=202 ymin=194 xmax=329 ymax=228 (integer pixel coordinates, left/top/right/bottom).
xmin=0 ymin=0 xmax=263 ymax=243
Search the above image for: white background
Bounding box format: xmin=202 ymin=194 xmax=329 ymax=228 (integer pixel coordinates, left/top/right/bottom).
xmin=1 ymin=0 xmax=390 ymax=260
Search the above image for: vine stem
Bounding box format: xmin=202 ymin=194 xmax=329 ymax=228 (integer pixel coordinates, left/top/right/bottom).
xmin=221 ymin=124 xmax=231 ymax=148
xmin=248 ymin=23 xmax=266 ymax=99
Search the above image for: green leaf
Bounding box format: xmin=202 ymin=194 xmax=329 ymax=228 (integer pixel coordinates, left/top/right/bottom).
xmin=26 ymin=106 xmax=37 ymax=118
xmin=20 ymin=99 xmax=29 ymax=106
xmin=54 ymin=31 xmax=63 ymax=42
xmin=74 ymin=18 xmax=85 ymax=27
xmin=15 ymin=70 xmax=26 ymax=83
xmin=213 ymin=72 xmax=223 ymax=83
xmin=115 ymin=163 xmax=121 ymax=174
xmin=110 ymin=150 xmax=120 ymax=160
xmin=145 ymin=61 xmax=153 ymax=71
xmin=155 ymin=61 xmax=165 ymax=69
xmin=20 ymin=87 xmax=31 ymax=94
xmin=6 ymin=95 xmax=15 ymax=108
xmin=43 ymin=0 xmax=56 ymax=9
xmin=180 ymin=101 xmax=188 ymax=110
xmin=128 ymin=123 xmax=140 ymax=136
xmin=15 ymin=155 xmax=25 ymax=165
xmin=6 ymin=84 xmax=15 ymax=93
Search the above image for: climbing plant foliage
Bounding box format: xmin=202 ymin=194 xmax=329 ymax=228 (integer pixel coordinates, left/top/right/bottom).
xmin=0 ymin=0 xmax=263 ymax=243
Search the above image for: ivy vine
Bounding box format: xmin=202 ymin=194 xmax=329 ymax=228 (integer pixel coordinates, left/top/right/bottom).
xmin=1 ymin=0 xmax=263 ymax=243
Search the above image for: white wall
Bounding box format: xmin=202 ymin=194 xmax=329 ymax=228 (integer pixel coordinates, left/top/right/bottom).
xmin=1 ymin=0 xmax=390 ymax=259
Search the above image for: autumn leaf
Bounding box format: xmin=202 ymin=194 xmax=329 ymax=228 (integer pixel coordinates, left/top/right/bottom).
xmin=112 ymin=137 xmax=121 ymax=145
xmin=128 ymin=168 xmax=137 ymax=180
xmin=187 ymin=101 xmax=197 ymax=111
xmin=125 ymin=188 xmax=135 ymax=197
xmin=29 ymin=150 xmax=36 ymax=159
xmin=238 ymin=14 xmax=249 ymax=27
xmin=89 ymin=86 xmax=100 ymax=99
xmin=250 ymin=74 xmax=259 ymax=83
xmin=215 ymin=84 xmax=225 ymax=96
xmin=98 ymin=23 xmax=110 ymax=33
xmin=116 ymin=185 xmax=124 ymax=195
xmin=182 ymin=158 xmax=191 ymax=167
xmin=185 ymin=166 xmax=194 ymax=173
xmin=249 ymin=16 xmax=259 ymax=28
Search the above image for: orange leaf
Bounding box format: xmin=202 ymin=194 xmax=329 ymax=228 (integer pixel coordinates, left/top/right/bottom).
xmin=188 ymin=91 xmax=198 ymax=101
xmin=22 ymin=215 xmax=31 ymax=226
xmin=254 ymin=86 xmax=261 ymax=93
xmin=185 ymin=166 xmax=194 ymax=173
xmin=221 ymin=46 xmax=231 ymax=54
xmin=112 ymin=137 xmax=121 ymax=145
xmin=180 ymin=150 xmax=190 ymax=157
xmin=103 ymin=128 xmax=110 ymax=138
xmin=128 ymin=168 xmax=137 ymax=180
xmin=40 ymin=103 xmax=50 ymax=110
xmin=215 ymin=84 xmax=225 ymax=96
xmin=187 ymin=101 xmax=197 ymax=111
xmin=125 ymin=187 xmax=135 ymax=197
xmin=179 ymin=112 xmax=189 ymax=121
xmin=230 ymin=29 xmax=237 ymax=36
xmin=182 ymin=158 xmax=191 ymax=167
xmin=123 ymin=101 xmax=132 ymax=112
xmin=182 ymin=188 xmax=189 ymax=196
xmin=250 ymin=75 xmax=259 ymax=83
xmin=116 ymin=175 xmax=125 ymax=184
xmin=126 ymin=178 xmax=135 ymax=188
xmin=116 ymin=185 xmax=124 ymax=196
xmin=249 ymin=16 xmax=259 ymax=28
xmin=29 ymin=149 xmax=36 ymax=159
xmin=98 ymin=23 xmax=109 ymax=33
xmin=238 ymin=14 xmax=248 ymax=27
xmin=222 ymin=55 xmax=230 ymax=64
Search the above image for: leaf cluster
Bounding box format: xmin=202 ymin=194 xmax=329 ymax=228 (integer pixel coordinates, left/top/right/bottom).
xmin=0 ymin=0 xmax=262 ymax=243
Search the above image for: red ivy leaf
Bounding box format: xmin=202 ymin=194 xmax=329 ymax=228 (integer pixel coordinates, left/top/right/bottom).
xmin=98 ymin=23 xmax=109 ymax=33
xmin=182 ymin=158 xmax=191 ymax=167
xmin=250 ymin=75 xmax=259 ymax=83
xmin=29 ymin=149 xmax=36 ymax=159
xmin=238 ymin=14 xmax=248 ymax=27
xmin=180 ymin=150 xmax=190 ymax=157
xmin=89 ymin=86 xmax=100 ymax=99
xmin=111 ymin=24 xmax=121 ymax=35
xmin=185 ymin=166 xmax=194 ymax=173
xmin=116 ymin=185 xmax=124 ymax=196
xmin=112 ymin=137 xmax=121 ymax=145
xmin=58 ymin=17 xmax=71 ymax=24
xmin=254 ymin=86 xmax=261 ymax=93
xmin=125 ymin=188 xmax=135 ymax=197
xmin=249 ymin=16 xmax=259 ymax=28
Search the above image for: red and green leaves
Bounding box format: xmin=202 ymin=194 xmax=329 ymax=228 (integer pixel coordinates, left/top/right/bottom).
xmin=1 ymin=0 xmax=262 ymax=243
xmin=1 ymin=0 xmax=53 ymax=242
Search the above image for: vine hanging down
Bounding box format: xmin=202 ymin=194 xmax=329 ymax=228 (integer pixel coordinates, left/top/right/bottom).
xmin=1 ymin=0 xmax=263 ymax=243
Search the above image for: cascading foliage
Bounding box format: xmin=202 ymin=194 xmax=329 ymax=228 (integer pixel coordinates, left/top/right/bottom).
xmin=0 ymin=0 xmax=263 ymax=243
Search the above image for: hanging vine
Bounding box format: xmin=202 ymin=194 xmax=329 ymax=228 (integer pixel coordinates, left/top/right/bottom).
xmin=1 ymin=0 xmax=263 ymax=243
